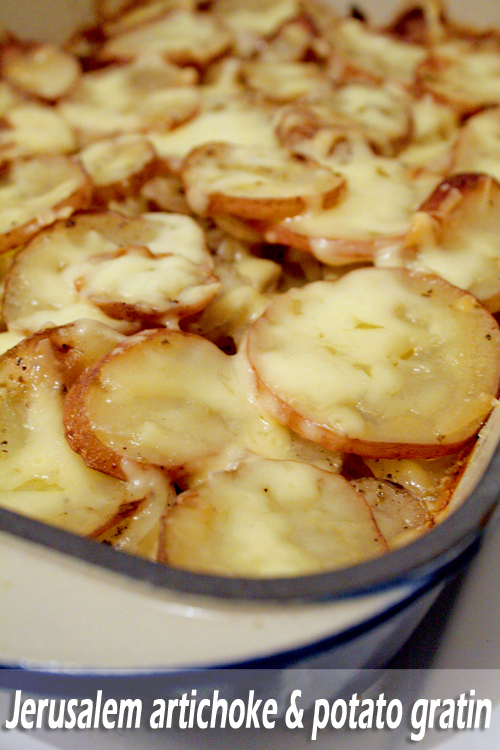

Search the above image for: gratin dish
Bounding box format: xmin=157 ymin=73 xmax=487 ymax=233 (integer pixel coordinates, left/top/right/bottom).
xmin=0 ymin=0 xmax=500 ymax=684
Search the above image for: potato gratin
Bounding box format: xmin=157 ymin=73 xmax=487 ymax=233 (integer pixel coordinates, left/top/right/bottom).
xmin=1 ymin=0 xmax=500 ymax=577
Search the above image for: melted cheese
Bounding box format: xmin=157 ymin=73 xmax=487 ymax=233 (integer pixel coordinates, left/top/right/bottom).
xmin=0 ymin=339 xmax=130 ymax=535
xmin=0 ymin=104 xmax=76 ymax=160
xmin=150 ymin=106 xmax=279 ymax=166
xmin=248 ymin=268 xmax=500 ymax=448
xmin=165 ymin=458 xmax=385 ymax=576
xmin=4 ymin=212 xmax=212 ymax=334
xmin=0 ymin=157 xmax=87 ymax=238
xmin=183 ymin=142 xmax=344 ymax=217
xmin=333 ymin=18 xmax=426 ymax=84
xmin=100 ymin=10 xmax=231 ymax=66
xmin=280 ymin=144 xmax=418 ymax=245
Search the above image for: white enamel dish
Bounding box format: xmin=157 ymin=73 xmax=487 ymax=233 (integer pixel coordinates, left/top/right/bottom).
xmin=0 ymin=0 xmax=500 ymax=687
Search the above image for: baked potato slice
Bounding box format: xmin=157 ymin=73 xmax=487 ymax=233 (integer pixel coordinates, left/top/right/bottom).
xmin=243 ymin=61 xmax=329 ymax=103
xmin=101 ymin=0 xmax=197 ymax=36
xmin=453 ymin=107 xmax=500 ymax=183
xmin=99 ymin=10 xmax=232 ymax=67
xmin=163 ymin=458 xmax=387 ymax=577
xmin=94 ymin=461 xmax=175 ymax=561
xmin=3 ymin=211 xmax=218 ymax=334
xmin=389 ymin=174 xmax=500 ymax=313
xmin=151 ymin=112 xmax=281 ymax=176
xmin=364 ymin=449 xmax=471 ymax=516
xmin=0 ymin=104 xmax=77 ymax=163
xmin=63 ymin=327 xmax=345 ymax=485
xmin=326 ymin=83 xmax=412 ymax=157
xmin=182 ymin=141 xmax=345 ymax=221
xmin=0 ymin=322 xmax=161 ymax=538
xmin=418 ymin=38 xmax=500 ymax=115
xmin=1 ymin=43 xmax=81 ymax=102
xmin=64 ymin=329 xmax=244 ymax=480
xmin=257 ymin=18 xmax=317 ymax=64
xmin=78 ymin=134 xmax=159 ymax=207
xmin=0 ymin=155 xmax=91 ymax=255
xmin=247 ymin=267 xmax=500 ymax=459
xmin=186 ymin=237 xmax=281 ymax=348
xmin=266 ymin=137 xmax=434 ymax=264
xmin=328 ymin=17 xmax=427 ymax=86
xmin=59 ymin=56 xmax=199 ymax=145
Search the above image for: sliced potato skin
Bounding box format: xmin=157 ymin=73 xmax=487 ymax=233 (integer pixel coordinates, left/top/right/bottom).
xmin=2 ymin=210 xmax=216 ymax=333
xmin=63 ymin=329 xmax=242 ymax=481
xmin=1 ymin=0 xmax=500 ymax=573
xmin=182 ymin=141 xmax=345 ymax=222
xmin=391 ymin=173 xmax=500 ymax=313
xmin=98 ymin=10 xmax=232 ymax=67
xmin=164 ymin=458 xmax=387 ymax=577
xmin=417 ymin=38 xmax=500 ymax=115
xmin=0 ymin=156 xmax=92 ymax=255
xmin=78 ymin=134 xmax=160 ymax=208
xmin=1 ymin=42 xmax=81 ymax=102
xmin=0 ymin=323 xmax=140 ymax=537
xmin=264 ymin=221 xmax=383 ymax=264
xmin=247 ymin=267 xmax=500 ymax=459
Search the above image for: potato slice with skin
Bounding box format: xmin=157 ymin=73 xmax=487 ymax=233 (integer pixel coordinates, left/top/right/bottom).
xmin=97 ymin=0 xmax=138 ymax=21
xmin=365 ymin=450 xmax=470 ymax=515
xmin=0 ymin=156 xmax=91 ymax=255
xmin=94 ymin=458 xmax=175 ymax=561
xmin=0 ymin=104 xmax=77 ymax=163
xmin=1 ymin=43 xmax=81 ymax=102
xmin=63 ymin=328 xmax=344 ymax=484
xmin=182 ymin=142 xmax=346 ymax=222
xmin=64 ymin=329 xmax=245 ymax=480
xmin=327 ymin=83 xmax=412 ymax=157
xmin=247 ymin=267 xmax=500 ymax=459
xmin=328 ymin=17 xmax=427 ymax=87
xmin=102 ymin=0 xmax=197 ymax=36
xmin=243 ymin=61 xmax=330 ymax=103
xmin=0 ymin=322 xmax=169 ymax=538
xmin=140 ymin=173 xmax=190 ymax=214
xmin=78 ymin=134 xmax=159 ymax=207
xmin=3 ymin=211 xmax=217 ymax=334
xmin=453 ymin=107 xmax=500 ymax=183
xmin=0 ymin=81 xmax=23 ymax=118
xmin=74 ymin=245 xmax=220 ymax=325
xmin=164 ymin=458 xmax=387 ymax=577
xmin=29 ymin=319 xmax=126 ymax=389
xmin=418 ymin=38 xmax=500 ymax=115
xmin=186 ymin=236 xmax=281 ymax=348
xmin=99 ymin=10 xmax=232 ymax=67
xmin=265 ymin=136 xmax=433 ymax=264
xmin=59 ymin=56 xmax=199 ymax=145
xmin=380 ymin=174 xmax=500 ymax=313
xmin=150 ymin=102 xmax=281 ymax=173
